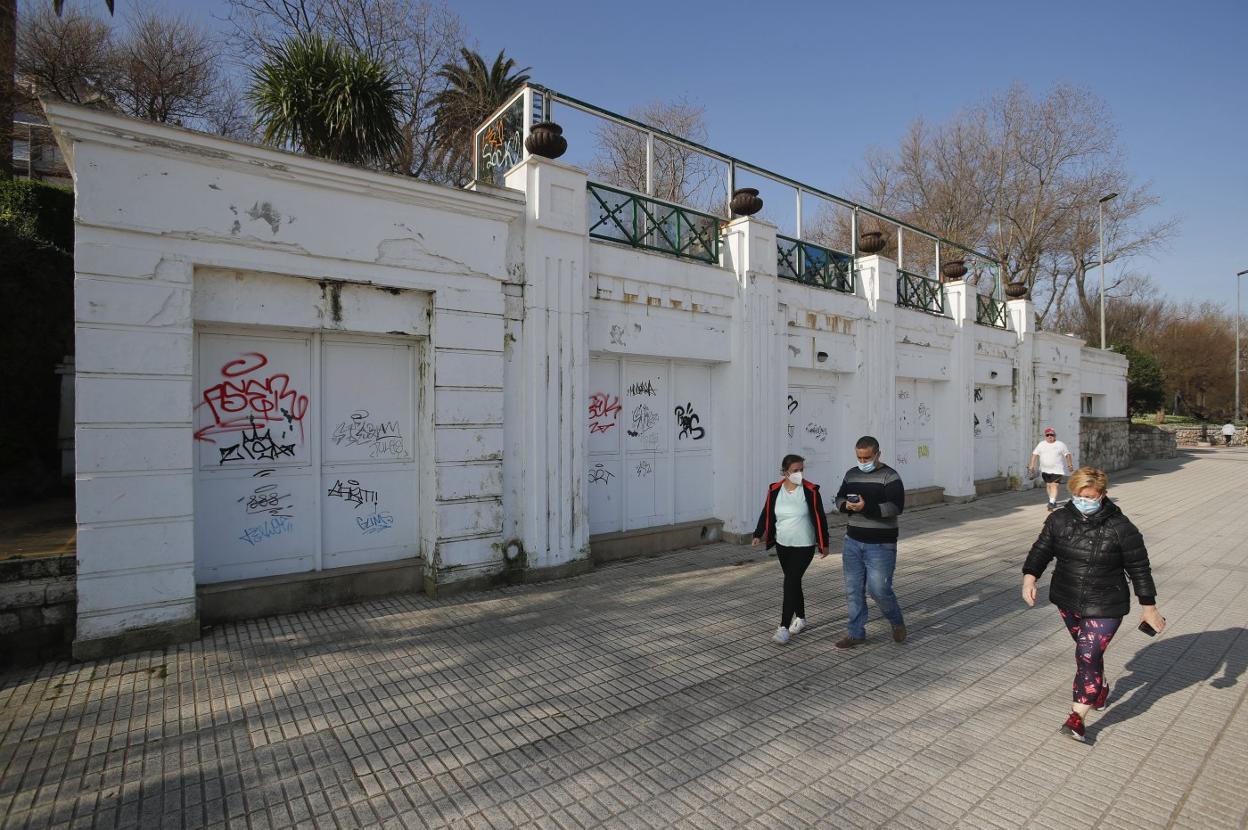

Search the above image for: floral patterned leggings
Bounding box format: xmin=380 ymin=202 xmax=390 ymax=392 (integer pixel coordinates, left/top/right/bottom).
xmin=1059 ymin=610 xmax=1122 ymax=704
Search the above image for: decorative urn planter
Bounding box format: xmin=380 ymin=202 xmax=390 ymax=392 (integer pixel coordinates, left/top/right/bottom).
xmin=1004 ymin=281 xmax=1028 ymax=299
xmin=730 ymin=188 xmax=764 ymax=216
xmin=524 ymin=122 xmax=567 ymax=160
xmin=940 ymin=259 xmax=968 ymax=282
xmin=858 ymin=230 xmax=887 ymax=254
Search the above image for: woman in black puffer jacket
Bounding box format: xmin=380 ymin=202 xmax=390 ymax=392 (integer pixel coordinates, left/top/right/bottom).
xmin=1021 ymin=467 xmax=1166 ymax=742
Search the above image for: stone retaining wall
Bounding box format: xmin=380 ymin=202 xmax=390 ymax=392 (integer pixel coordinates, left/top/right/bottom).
xmin=0 ymin=556 xmax=76 ymax=668
xmin=1080 ymin=417 xmax=1131 ymax=472
xmin=1165 ymin=425 xmax=1246 ymax=447
xmin=1129 ymin=424 xmax=1179 ymax=460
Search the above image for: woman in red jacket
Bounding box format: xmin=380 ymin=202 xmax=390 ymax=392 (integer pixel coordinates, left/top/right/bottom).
xmin=752 ymin=454 xmax=830 ymax=644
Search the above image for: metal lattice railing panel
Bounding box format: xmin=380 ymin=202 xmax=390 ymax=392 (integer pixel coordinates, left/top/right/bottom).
xmin=587 ymin=182 xmax=720 ymax=264
xmin=975 ymin=294 xmax=1008 ymax=328
xmin=896 ymin=270 xmax=945 ymax=315
xmin=776 ymin=236 xmax=854 ymax=293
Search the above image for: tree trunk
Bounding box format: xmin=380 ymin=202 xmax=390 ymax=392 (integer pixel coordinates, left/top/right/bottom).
xmin=0 ymin=0 xmax=15 ymax=179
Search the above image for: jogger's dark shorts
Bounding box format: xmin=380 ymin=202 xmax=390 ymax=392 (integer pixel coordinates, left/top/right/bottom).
xmin=1041 ymin=473 xmax=1063 ymax=484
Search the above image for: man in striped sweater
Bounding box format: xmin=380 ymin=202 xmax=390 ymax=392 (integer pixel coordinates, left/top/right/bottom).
xmin=833 ymin=435 xmax=907 ymax=649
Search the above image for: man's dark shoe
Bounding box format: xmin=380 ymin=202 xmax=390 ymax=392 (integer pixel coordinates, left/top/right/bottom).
xmin=892 ymin=624 xmax=907 ymax=643
xmin=1059 ymin=711 xmax=1086 ymax=742
xmin=834 ymin=636 xmax=866 ymax=650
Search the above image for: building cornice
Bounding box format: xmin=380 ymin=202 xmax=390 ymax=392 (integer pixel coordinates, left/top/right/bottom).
xmin=41 ymin=100 xmax=527 ymax=224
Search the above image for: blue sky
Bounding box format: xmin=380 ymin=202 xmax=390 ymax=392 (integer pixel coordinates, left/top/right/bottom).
xmin=114 ymin=0 xmax=1248 ymax=309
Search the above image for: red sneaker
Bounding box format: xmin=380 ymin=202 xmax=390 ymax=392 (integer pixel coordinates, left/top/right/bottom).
xmin=1094 ymin=682 xmax=1111 ymax=712
xmin=1060 ymin=711 xmax=1086 ymax=742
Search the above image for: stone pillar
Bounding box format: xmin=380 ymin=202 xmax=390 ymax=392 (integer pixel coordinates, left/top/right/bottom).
xmin=940 ymin=280 xmax=976 ymax=499
xmin=503 ymin=157 xmax=591 ymax=575
xmin=716 ymin=216 xmax=783 ymax=538
xmin=856 ymin=255 xmax=898 ymax=459
xmin=1008 ymin=298 xmax=1037 ymax=490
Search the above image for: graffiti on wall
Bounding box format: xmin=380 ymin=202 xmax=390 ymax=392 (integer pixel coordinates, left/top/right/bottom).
xmin=589 ymin=463 xmax=615 ymax=485
xmin=674 ymin=403 xmax=705 ymax=440
xmin=588 ymin=393 xmax=622 ymax=434
xmin=628 ymin=404 xmax=660 ymax=438
xmin=217 ymin=416 xmax=297 ymax=465
xmin=196 ymin=352 xmax=309 ymax=459
xmin=332 ymin=410 xmax=405 ymax=458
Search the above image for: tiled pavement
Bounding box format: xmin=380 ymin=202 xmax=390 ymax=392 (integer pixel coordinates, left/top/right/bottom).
xmin=2 ymin=450 xmax=1246 ymax=829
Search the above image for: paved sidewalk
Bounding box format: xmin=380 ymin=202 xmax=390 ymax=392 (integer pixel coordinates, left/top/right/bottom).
xmin=2 ymin=451 xmax=1246 ymax=829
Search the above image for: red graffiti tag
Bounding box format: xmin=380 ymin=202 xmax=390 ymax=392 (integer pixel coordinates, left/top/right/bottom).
xmin=194 ymin=353 xmax=310 ymax=445
xmin=588 ymin=392 xmax=622 ymax=434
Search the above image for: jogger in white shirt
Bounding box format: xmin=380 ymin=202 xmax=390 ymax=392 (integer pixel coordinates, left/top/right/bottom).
xmin=1028 ymin=427 xmax=1074 ymax=511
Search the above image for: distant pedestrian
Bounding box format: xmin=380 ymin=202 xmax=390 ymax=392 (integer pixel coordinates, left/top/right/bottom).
xmin=832 ymin=436 xmax=907 ymax=649
xmin=1221 ymin=422 xmax=1235 ymax=446
xmin=1028 ymin=427 xmax=1074 ymax=511
xmin=752 ymin=454 xmax=830 ymax=645
xmin=1021 ymin=467 xmax=1165 ymax=742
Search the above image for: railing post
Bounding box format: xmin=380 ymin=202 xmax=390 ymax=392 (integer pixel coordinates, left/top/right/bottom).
xmin=795 ymin=187 xmax=803 ymax=241
xmin=522 ymin=87 xmax=535 ymax=161
xmin=645 ymin=132 xmax=655 ymax=196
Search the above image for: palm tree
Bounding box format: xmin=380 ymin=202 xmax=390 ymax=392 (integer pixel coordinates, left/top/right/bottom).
xmin=249 ymin=32 xmax=403 ymax=167
xmin=431 ymin=48 xmax=530 ymax=185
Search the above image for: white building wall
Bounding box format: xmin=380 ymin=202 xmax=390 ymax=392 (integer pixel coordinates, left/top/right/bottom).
xmin=49 ymin=103 xmax=524 ymax=654
xmin=47 ymin=103 xmax=1131 ymax=654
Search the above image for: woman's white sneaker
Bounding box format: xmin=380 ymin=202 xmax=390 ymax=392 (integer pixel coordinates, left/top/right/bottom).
xmin=772 ymin=626 xmax=790 ymax=644
xmin=788 ymin=617 xmax=807 ymax=635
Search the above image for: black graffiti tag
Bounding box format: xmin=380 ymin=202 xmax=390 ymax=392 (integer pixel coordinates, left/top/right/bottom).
xmin=218 ymin=417 xmax=297 ymax=465
xmin=628 ymin=379 xmax=656 ymax=397
xmin=674 ymin=403 xmax=705 ymax=440
xmin=327 ymin=479 xmax=379 ymax=509
xmin=627 ymin=404 xmax=660 ymax=437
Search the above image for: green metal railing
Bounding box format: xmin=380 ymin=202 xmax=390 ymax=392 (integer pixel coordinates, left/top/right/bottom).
xmin=587 ymin=182 xmax=720 ymax=264
xmin=976 ymin=294 xmax=1008 ymax=328
xmin=777 ymin=236 xmax=854 ymax=293
xmin=897 ymin=270 xmax=945 ymax=315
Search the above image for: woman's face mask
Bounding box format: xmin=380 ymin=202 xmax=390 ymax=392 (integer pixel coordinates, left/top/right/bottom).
xmin=1071 ymin=495 xmax=1102 ymax=515
xmin=787 ymin=470 xmax=803 ymax=485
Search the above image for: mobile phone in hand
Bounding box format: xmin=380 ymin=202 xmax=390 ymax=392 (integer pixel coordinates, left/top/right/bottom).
xmin=1138 ymin=619 xmax=1164 ymax=637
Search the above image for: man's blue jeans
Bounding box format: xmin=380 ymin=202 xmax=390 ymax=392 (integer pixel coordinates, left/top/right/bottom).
xmin=842 ymin=536 xmax=904 ymax=639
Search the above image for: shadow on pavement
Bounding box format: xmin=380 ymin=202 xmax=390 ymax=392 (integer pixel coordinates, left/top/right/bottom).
xmin=1087 ymin=626 xmax=1248 ymax=741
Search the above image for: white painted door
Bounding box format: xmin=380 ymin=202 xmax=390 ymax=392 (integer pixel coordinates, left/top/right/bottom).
xmin=587 ymin=357 xmax=714 ymax=534
xmin=786 ymin=383 xmax=843 ymax=488
xmin=973 ymin=385 xmax=1004 ymax=480
xmin=894 ymin=378 xmax=937 ymax=489
xmin=194 ymin=329 xmax=418 ymax=584
xmin=318 ymin=338 xmax=418 ymax=570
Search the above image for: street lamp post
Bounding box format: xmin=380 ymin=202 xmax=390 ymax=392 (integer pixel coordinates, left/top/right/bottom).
xmin=1098 ymin=193 xmax=1118 ymax=350
xmin=1237 ymin=269 xmax=1248 ymax=422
